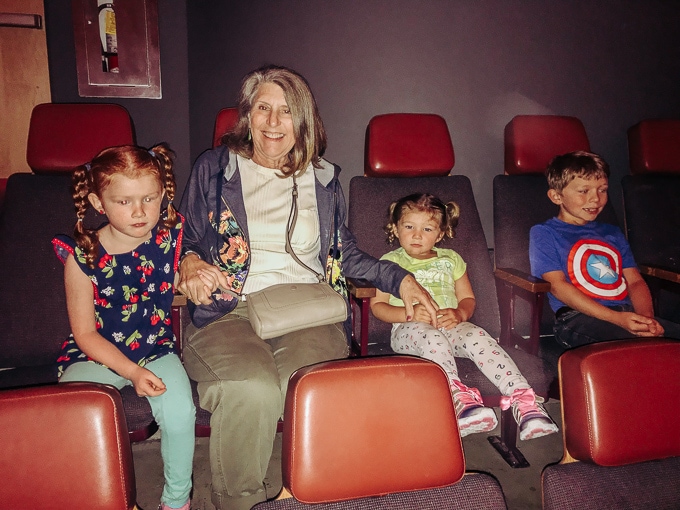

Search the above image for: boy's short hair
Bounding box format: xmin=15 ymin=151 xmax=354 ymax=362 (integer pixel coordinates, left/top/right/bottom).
xmin=545 ymin=151 xmax=610 ymax=192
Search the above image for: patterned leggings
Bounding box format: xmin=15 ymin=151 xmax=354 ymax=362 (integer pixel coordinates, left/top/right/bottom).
xmin=391 ymin=321 xmax=530 ymax=396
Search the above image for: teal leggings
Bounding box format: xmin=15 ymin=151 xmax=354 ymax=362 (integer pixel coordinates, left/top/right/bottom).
xmin=60 ymin=354 xmax=196 ymax=508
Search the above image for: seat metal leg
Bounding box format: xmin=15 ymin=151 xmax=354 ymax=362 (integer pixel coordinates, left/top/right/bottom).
xmin=487 ymin=408 xmax=530 ymax=468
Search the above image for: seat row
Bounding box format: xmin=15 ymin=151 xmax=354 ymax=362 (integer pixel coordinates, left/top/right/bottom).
xmin=1 ymin=105 xmax=679 ymax=443
xmin=2 ymin=338 xmax=679 ymax=509
xmin=0 ymin=104 xmax=678 ymax=506
xmin=0 ymin=105 xmax=542 ymax=467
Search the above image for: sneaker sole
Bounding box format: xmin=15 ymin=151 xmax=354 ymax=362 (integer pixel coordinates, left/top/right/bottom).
xmin=520 ymin=423 xmax=558 ymax=441
xmin=459 ymin=416 xmax=498 ymax=437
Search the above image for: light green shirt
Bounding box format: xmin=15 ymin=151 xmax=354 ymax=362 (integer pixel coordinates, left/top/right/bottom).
xmin=380 ymin=247 xmax=467 ymax=309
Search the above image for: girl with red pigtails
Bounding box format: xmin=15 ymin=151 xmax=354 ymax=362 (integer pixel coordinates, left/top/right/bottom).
xmin=52 ymin=143 xmax=194 ymax=510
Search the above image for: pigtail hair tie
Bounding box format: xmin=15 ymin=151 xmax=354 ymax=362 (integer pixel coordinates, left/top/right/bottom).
xmin=84 ymin=163 xmax=92 ymax=172
xmin=148 ymin=149 xmax=156 ymax=157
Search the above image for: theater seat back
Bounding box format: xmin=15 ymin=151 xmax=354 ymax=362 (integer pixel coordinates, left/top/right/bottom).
xmin=559 ymin=338 xmax=680 ymax=466
xmin=504 ymin=115 xmax=590 ymax=175
xmin=628 ymin=119 xmax=680 ymax=174
xmin=364 ymin=113 xmax=454 ymax=177
xmin=27 ymin=103 xmax=134 ymax=174
xmin=282 ymin=356 xmax=464 ymax=503
xmin=0 ymin=383 xmax=136 ymax=509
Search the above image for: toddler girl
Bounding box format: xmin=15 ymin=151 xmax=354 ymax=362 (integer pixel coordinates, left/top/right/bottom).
xmin=53 ymin=144 xmax=195 ymax=510
xmin=370 ymin=193 xmax=558 ymax=440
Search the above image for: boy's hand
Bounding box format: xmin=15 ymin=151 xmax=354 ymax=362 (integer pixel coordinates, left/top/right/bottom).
xmin=130 ymin=366 xmax=167 ymax=397
xmin=647 ymin=318 xmax=665 ymax=336
xmin=617 ymin=312 xmax=662 ymax=337
xmin=436 ymin=308 xmax=465 ymax=330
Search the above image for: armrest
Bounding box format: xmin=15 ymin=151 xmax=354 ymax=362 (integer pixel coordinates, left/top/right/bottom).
xmin=494 ymin=267 xmax=551 ymax=356
xmin=639 ymin=264 xmax=680 ymax=317
xmin=347 ymin=278 xmax=377 ymax=299
xmin=346 ymin=278 xmax=376 ymax=356
xmin=494 ymin=267 xmax=551 ymax=294
xmin=639 ymin=264 xmax=680 ymax=284
xmin=171 ymin=293 xmax=189 ymax=359
xmin=172 ymin=293 xmax=187 ymax=307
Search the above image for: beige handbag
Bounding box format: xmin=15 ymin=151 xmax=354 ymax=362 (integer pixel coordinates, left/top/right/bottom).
xmin=246 ymin=175 xmax=347 ymax=339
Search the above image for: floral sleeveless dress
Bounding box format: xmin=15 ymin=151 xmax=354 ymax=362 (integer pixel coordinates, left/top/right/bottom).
xmin=52 ymin=219 xmax=183 ymax=378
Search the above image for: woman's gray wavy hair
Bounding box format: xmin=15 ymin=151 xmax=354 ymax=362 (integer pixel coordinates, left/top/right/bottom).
xmin=222 ymin=65 xmax=327 ymax=177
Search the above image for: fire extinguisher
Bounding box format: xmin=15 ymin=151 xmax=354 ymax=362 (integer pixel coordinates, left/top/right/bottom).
xmin=98 ymin=1 xmax=118 ymax=73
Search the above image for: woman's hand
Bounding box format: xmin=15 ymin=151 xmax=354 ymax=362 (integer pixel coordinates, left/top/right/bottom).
xmin=399 ymin=275 xmax=438 ymax=324
xmin=129 ymin=366 xmax=166 ymax=397
xmin=177 ymin=254 xmax=229 ymax=305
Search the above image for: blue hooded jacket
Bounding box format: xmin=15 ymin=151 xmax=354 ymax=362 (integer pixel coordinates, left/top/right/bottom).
xmin=179 ymin=145 xmax=409 ymax=330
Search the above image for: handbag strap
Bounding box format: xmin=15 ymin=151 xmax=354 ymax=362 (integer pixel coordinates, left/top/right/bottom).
xmin=286 ymin=174 xmax=325 ymax=282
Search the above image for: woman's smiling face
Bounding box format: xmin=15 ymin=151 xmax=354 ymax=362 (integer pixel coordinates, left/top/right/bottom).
xmin=249 ymin=82 xmax=296 ymax=170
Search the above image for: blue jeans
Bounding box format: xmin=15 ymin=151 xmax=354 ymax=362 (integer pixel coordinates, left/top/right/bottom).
xmin=60 ymin=354 xmax=196 ymax=508
xmin=554 ymin=304 xmax=680 ymax=348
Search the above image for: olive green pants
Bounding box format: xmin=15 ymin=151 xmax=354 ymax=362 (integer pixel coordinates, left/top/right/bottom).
xmin=183 ymin=302 xmax=348 ymax=510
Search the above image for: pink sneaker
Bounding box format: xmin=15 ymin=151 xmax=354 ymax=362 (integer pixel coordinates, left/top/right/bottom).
xmin=159 ymin=502 xmax=190 ymax=510
xmin=451 ymin=381 xmax=498 ymax=437
xmin=500 ymin=388 xmax=558 ymax=441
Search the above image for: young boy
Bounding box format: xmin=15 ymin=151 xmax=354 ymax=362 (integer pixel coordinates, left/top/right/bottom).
xmin=530 ymin=150 xmax=680 ymax=348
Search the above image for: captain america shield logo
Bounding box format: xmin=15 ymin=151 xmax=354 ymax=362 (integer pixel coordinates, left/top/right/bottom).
xmin=567 ymin=239 xmax=628 ymax=300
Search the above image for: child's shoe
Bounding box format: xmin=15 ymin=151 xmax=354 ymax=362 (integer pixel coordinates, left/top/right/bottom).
xmin=451 ymin=380 xmax=498 ymax=437
xmin=159 ymin=502 xmax=190 ymax=510
xmin=500 ymin=388 xmax=559 ymax=441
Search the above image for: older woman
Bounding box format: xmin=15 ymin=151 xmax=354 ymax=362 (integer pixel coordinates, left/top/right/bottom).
xmin=177 ymin=65 xmax=437 ymax=510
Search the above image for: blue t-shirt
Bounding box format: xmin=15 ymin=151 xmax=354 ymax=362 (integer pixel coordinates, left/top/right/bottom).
xmin=529 ymin=218 xmax=636 ymax=312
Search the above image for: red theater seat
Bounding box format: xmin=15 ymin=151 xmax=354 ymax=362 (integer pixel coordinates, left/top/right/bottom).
xmin=364 ymin=113 xmax=454 ymax=178
xmin=493 ymin=115 xmax=619 ymax=367
xmin=0 ymin=103 xmax=163 ymax=442
xmin=542 ymin=339 xmax=680 ymax=509
xmin=213 ymin=107 xmax=239 ymax=148
xmin=503 ymin=115 xmax=590 ymax=175
xmin=347 ymin=112 xmax=553 ymax=468
xmin=0 ymin=382 xmax=137 ymax=510
xmin=254 ymin=356 xmax=507 ymax=509
xmin=627 ymin=119 xmax=680 ymax=175
xmin=27 ymin=103 xmax=134 ymax=174
xmin=623 ymin=120 xmax=680 ymax=324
